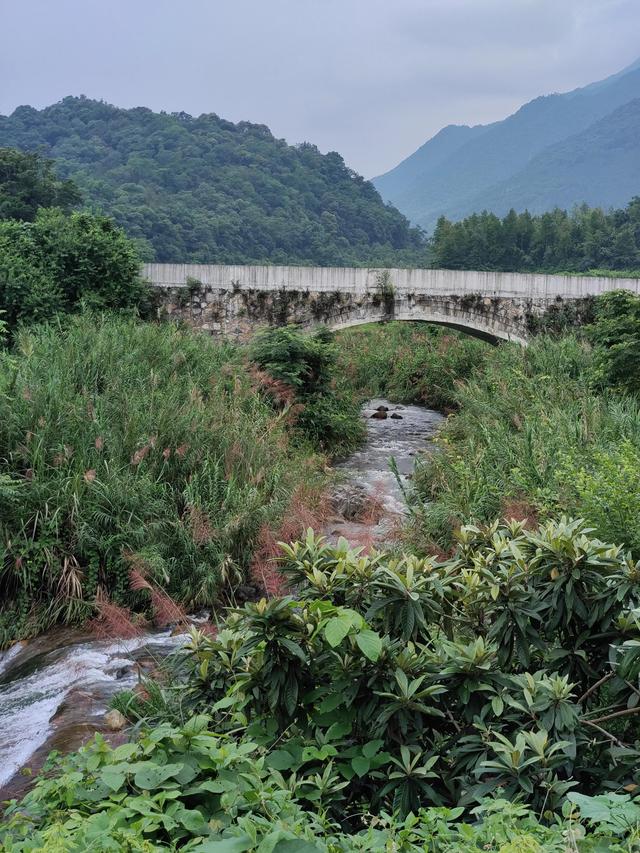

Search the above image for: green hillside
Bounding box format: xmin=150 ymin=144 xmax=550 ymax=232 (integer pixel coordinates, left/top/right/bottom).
xmin=0 ymin=97 xmax=427 ymax=265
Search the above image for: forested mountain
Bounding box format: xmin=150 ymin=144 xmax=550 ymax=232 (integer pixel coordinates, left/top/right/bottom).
xmin=372 ymin=123 xmax=492 ymax=207
xmin=374 ymin=58 xmax=640 ymax=231
xmin=0 ymin=97 xmax=427 ymax=265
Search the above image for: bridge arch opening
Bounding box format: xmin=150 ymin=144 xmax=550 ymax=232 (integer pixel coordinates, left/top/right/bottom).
xmin=325 ymin=316 xmax=522 ymax=346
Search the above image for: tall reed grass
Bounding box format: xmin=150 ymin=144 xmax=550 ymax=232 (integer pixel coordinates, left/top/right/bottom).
xmin=0 ymin=314 xmax=328 ymax=645
xmin=410 ymin=335 xmax=640 ymax=553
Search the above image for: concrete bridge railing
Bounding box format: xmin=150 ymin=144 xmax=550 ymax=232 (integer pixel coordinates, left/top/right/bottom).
xmin=144 ymin=263 xmax=640 ymax=344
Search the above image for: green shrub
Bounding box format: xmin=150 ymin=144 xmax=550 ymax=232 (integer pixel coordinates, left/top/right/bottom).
xmin=249 ymin=325 xmax=336 ymax=395
xmin=0 ymin=208 xmax=148 ymax=329
xmin=551 ymin=439 xmax=640 ymax=554
xmin=589 ymin=290 xmax=640 ymax=396
xmin=4 ymin=720 xmax=628 ymax=851
xmin=4 ymin=520 xmax=640 ymax=849
xmin=249 ymin=325 xmax=364 ymax=454
xmin=163 ymin=521 xmax=640 ymax=819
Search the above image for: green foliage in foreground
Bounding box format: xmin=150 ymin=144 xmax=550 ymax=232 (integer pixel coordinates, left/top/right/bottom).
xmin=5 ymin=522 xmax=640 ymax=849
xmin=0 ymin=207 xmax=147 ymax=329
xmin=3 ymin=722 xmax=638 ymax=851
xmin=0 ymin=315 xmax=327 ymax=646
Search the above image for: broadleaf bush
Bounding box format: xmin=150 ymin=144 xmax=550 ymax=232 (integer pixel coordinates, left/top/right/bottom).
xmin=8 ymin=519 xmax=640 ymax=847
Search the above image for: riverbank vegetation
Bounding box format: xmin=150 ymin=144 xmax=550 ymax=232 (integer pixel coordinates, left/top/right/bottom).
xmin=402 ymin=293 xmax=640 ymax=557
xmin=249 ymin=325 xmax=364 ymax=454
xmin=0 ymin=154 xmax=368 ymax=646
xmin=335 ymin=322 xmax=487 ymax=411
xmin=0 ymin=315 xmax=366 ymax=647
xmin=411 ymin=331 xmax=640 ymax=553
xmin=332 ymin=296 xmax=640 ymax=562
xmin=4 ymin=293 xmax=640 ymax=846
xmin=5 ymin=522 xmax=640 ymax=849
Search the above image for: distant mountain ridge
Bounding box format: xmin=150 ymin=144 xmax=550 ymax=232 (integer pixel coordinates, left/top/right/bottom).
xmin=471 ymin=98 xmax=640 ymax=216
xmin=0 ymin=97 xmax=426 ymax=265
xmin=374 ymin=59 xmax=640 ymax=231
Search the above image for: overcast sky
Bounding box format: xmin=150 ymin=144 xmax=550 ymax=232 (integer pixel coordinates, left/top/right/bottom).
xmin=2 ymin=0 xmax=639 ymax=177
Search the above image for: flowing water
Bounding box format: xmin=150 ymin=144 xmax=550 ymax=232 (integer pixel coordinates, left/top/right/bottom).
xmin=0 ymin=629 xmax=186 ymax=797
xmin=0 ymin=398 xmax=442 ymax=799
xmin=329 ymin=399 xmax=443 ymax=546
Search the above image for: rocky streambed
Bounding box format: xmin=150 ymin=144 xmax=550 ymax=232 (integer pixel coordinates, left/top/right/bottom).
xmin=329 ymin=398 xmax=443 ymax=547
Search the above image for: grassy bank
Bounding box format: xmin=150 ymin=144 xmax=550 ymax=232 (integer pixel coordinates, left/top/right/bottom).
xmin=409 ymin=333 xmax=640 ymax=553
xmin=0 ymin=315 xmax=342 ymax=646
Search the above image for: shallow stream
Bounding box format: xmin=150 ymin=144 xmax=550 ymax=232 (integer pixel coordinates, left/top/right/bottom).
xmin=0 ymin=398 xmax=442 ymax=798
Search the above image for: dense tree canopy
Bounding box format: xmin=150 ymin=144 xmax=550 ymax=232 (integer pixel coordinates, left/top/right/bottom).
xmin=0 ymin=208 xmax=147 ymax=328
xmin=0 ymin=148 xmax=81 ymax=221
xmin=0 ymin=97 xmax=428 ymax=266
xmin=431 ymin=200 xmax=640 ymax=274
xmin=589 ymin=290 xmax=640 ymax=395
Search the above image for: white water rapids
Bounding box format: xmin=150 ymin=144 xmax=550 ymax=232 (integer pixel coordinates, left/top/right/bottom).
xmin=0 ymin=631 xmax=184 ymax=793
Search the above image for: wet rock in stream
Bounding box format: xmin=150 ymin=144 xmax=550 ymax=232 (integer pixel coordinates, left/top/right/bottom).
xmin=104 ymin=709 xmax=127 ymax=731
xmin=331 ymin=482 xmax=372 ymax=521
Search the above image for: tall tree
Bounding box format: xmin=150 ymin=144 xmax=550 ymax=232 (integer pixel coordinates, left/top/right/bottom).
xmin=0 ymin=148 xmax=81 ymax=221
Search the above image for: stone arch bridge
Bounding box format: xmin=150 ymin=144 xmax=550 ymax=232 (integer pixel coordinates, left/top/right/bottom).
xmin=145 ymin=264 xmax=640 ymax=345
